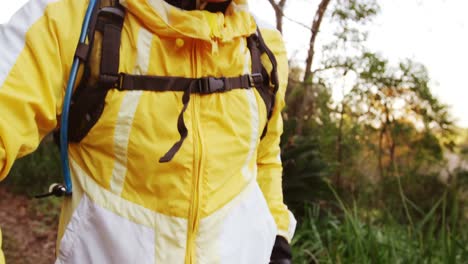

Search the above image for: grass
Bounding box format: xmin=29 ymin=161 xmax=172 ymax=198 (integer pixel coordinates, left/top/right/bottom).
xmin=292 ymin=190 xmax=468 ymax=264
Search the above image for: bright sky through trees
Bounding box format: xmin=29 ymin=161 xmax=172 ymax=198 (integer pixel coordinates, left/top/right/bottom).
xmin=1 ymin=0 xmax=466 ymax=127
xmin=250 ymin=0 xmax=468 ymax=128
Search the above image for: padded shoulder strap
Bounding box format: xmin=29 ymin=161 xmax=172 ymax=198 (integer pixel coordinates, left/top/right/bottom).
xmin=67 ymin=2 xmax=125 ymax=142
xmin=246 ymin=27 xmax=280 ymax=139
xmin=256 ymin=28 xmax=280 ymax=97
xmin=97 ymin=4 xmax=126 ymax=88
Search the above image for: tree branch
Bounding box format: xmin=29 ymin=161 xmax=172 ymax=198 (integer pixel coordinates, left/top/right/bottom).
xmin=296 ymin=0 xmax=332 ymax=135
xmin=283 ymin=14 xmax=313 ymax=31
xmin=304 ymin=0 xmax=331 ymax=82
xmin=267 ymin=0 xmax=312 ymax=33
xmin=267 ymin=0 xmax=286 ymax=32
xmin=312 ymin=63 xmax=351 ymax=74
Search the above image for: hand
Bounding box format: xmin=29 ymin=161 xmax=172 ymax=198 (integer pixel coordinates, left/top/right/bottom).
xmin=270 ymin=259 xmax=292 ymax=264
xmin=270 ymin=236 xmax=292 ymax=264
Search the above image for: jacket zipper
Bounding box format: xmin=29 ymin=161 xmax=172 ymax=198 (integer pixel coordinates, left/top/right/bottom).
xmin=185 ymin=41 xmax=204 ymax=264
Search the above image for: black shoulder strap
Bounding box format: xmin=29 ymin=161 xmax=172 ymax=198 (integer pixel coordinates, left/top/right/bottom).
xmin=53 ymin=0 xmax=102 ymax=146
xmin=246 ymin=27 xmax=280 ymax=139
xmin=67 ymin=2 xmax=125 ymax=142
xmin=98 ymin=8 xmax=126 ymax=88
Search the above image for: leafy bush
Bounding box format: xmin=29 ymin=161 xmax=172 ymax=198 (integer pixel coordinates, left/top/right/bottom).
xmin=281 ymin=136 xmax=331 ymax=217
xmin=3 ymin=136 xmax=61 ymax=196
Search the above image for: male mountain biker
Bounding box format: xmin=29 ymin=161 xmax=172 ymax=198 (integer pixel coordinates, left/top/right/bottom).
xmin=0 ymin=0 xmax=296 ymax=263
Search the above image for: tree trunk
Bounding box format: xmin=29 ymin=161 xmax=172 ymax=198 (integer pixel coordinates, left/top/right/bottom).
xmin=295 ymin=0 xmax=332 ymax=135
xmin=335 ymin=104 xmax=345 ymax=188
xmin=389 ymin=129 xmax=396 ymax=176
xmin=387 ymin=110 xmax=396 ymax=177
xmin=267 ymin=0 xmax=287 ymax=33
xmin=378 ymin=124 xmax=386 ymax=181
xmin=379 ymin=102 xmax=392 ymax=180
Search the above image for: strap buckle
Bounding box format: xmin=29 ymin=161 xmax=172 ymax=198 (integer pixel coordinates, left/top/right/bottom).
xmin=249 ymin=73 xmax=263 ymax=87
xmin=116 ymin=73 xmax=125 ymax=90
xmin=98 ymin=73 xmax=122 ymax=89
xmin=199 ymin=77 xmax=225 ymax=94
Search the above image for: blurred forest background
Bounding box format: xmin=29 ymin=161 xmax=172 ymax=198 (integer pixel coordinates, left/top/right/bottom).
xmin=1 ymin=0 xmax=468 ymax=263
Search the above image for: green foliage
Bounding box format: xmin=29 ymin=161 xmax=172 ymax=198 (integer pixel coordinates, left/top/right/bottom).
xmin=3 ymin=137 xmax=61 ymax=196
xmin=457 ymin=129 xmax=468 ymax=158
xmin=354 ymin=52 xmax=454 ymax=134
xmin=280 ymin=2 xmax=467 ymax=261
xmin=281 ymin=136 xmax=331 ymax=217
xmin=331 ymin=0 xmax=379 ymax=45
xmin=292 ymin=192 xmax=468 ymax=264
xmin=378 ymin=173 xmax=452 ymax=224
xmin=332 ymin=0 xmax=379 ymax=22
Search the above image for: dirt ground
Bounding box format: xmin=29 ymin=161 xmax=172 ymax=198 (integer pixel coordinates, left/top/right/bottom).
xmin=0 ymin=186 xmax=59 ymax=264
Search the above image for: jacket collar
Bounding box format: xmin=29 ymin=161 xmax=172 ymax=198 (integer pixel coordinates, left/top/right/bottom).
xmin=119 ymin=0 xmax=256 ymax=42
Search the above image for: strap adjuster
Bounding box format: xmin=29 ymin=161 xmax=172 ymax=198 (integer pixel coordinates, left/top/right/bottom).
xmin=249 ymin=73 xmax=263 ymax=87
xmin=116 ymin=73 xmax=125 ymax=90
xmin=99 ymin=74 xmax=121 ymax=89
xmin=199 ymin=77 xmax=225 ymax=94
xmin=75 ymin=43 xmax=90 ymax=61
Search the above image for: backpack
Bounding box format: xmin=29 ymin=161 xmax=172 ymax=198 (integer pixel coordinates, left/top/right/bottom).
xmin=60 ymin=0 xmax=280 ymax=163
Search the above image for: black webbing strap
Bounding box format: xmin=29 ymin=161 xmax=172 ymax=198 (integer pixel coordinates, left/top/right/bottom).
xmin=118 ymin=74 xmax=258 ymax=93
xmin=256 ymin=27 xmax=279 ymax=96
xmin=67 ymin=3 xmax=125 ymax=143
xmin=159 ymin=81 xmax=195 ymax=162
xmin=73 ymin=0 xmax=102 ymax=62
xmin=86 ymin=0 xmax=102 ymax=53
xmin=247 ymin=31 xmax=275 ymax=139
xmin=98 ymin=6 xmax=125 ymax=88
xmin=157 ymin=28 xmax=278 ymax=162
xmin=117 ymin=73 xmax=261 ymax=162
xmin=115 ymin=73 xmax=260 ymax=162
xmin=61 ymin=0 xmax=101 ymax=143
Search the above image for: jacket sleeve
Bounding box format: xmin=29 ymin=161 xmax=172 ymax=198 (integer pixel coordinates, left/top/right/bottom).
xmin=0 ymin=0 xmax=89 ymax=180
xmin=256 ymin=27 xmax=296 ymax=243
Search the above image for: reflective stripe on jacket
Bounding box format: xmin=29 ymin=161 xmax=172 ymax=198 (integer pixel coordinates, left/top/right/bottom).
xmin=0 ymin=0 xmax=296 ymax=263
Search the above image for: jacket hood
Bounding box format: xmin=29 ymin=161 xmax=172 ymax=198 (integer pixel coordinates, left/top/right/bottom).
xmin=119 ymin=0 xmax=256 ymax=42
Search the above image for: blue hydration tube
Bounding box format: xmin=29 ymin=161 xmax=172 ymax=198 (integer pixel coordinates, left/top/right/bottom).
xmin=60 ymin=0 xmax=98 ymax=195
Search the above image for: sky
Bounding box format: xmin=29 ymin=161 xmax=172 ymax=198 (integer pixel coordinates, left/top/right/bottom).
xmin=1 ymin=0 xmax=467 ymax=127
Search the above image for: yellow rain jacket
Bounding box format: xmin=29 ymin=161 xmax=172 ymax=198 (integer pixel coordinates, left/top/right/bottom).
xmin=0 ymin=0 xmax=296 ymax=263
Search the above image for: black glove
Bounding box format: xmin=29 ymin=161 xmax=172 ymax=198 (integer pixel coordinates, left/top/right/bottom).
xmin=270 ymin=236 xmax=292 ymax=264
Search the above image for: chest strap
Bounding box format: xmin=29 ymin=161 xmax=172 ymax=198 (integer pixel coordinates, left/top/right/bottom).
xmin=108 ymin=73 xmax=263 ymax=163
xmin=116 ymin=73 xmax=261 ymax=93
